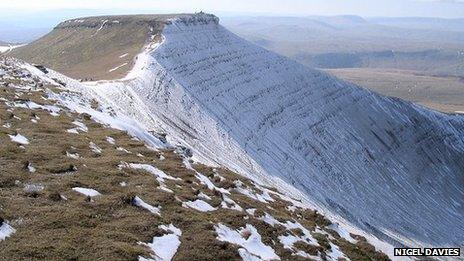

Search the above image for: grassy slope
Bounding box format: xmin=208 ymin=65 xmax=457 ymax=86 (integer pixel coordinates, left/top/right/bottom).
xmin=0 ymin=58 xmax=389 ymax=260
xmin=10 ymin=15 xmax=178 ymax=80
xmin=326 ymin=68 xmax=464 ymax=113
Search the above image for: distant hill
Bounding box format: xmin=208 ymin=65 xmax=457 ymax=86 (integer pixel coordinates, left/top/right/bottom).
xmin=221 ymin=16 xmax=464 ymax=77
xmin=368 ymin=17 xmax=464 ymax=32
xmin=0 ymin=27 xmax=50 ymax=44
xmin=219 ymin=15 xmax=464 ymax=113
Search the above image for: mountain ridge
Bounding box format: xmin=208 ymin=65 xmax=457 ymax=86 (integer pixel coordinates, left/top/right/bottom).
xmin=6 ymin=12 xmax=464 ymax=256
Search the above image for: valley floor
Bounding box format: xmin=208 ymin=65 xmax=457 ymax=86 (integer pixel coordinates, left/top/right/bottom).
xmin=325 ymin=68 xmax=464 ymax=114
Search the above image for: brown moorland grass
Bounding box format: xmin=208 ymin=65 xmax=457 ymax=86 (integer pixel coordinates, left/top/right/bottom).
xmin=10 ymin=15 xmax=178 ymax=80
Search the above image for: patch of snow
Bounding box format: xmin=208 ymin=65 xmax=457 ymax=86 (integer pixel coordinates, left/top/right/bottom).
xmin=0 ymin=222 xmax=16 ymax=241
xmin=67 ymin=128 xmax=79 ymax=134
xmin=182 ymin=199 xmax=216 ymax=212
xmin=195 ymin=171 xmax=229 ymax=194
xmin=234 ymin=180 xmax=273 ymax=203
xmin=72 ymin=120 xmax=88 ymax=132
xmin=20 ymin=58 xmax=166 ymax=156
xmin=159 ymin=224 xmax=182 ymax=236
xmin=117 ymin=147 xmax=131 ymax=153
xmin=24 ymin=184 xmax=44 ymax=193
xmin=66 ymin=151 xmax=80 ymax=159
xmin=139 ymin=224 xmax=182 ymax=261
xmin=106 ymin=136 xmax=115 ymax=144
xmin=0 ymin=44 xmax=24 ymax=54
xmin=295 ymin=251 xmax=316 ymax=259
xmin=198 ymin=192 xmax=211 ymax=200
xmin=0 ymin=46 xmax=10 ymax=53
xmin=214 ymin=173 xmax=226 ymax=182
xmin=109 ymin=63 xmax=128 ymax=73
xmin=278 ymin=235 xmax=321 ymax=259
xmin=123 ymin=163 xmax=180 ymax=183
xmin=221 ymin=194 xmax=243 ymax=211
xmin=27 ymin=163 xmax=36 ymax=173
xmin=238 ymin=248 xmax=263 ymax=261
xmin=327 ymin=223 xmax=356 ymax=243
xmin=246 ymin=208 xmax=257 ymax=216
xmin=215 ymin=223 xmax=280 ymax=260
xmin=286 ymin=205 xmax=298 ymax=212
xmin=255 ymin=212 xmax=319 ymax=256
xmin=259 ymin=213 xmax=281 ymax=227
xmin=89 ymin=142 xmax=102 ymax=154
xmin=279 ymin=234 xmax=300 ymax=251
xmin=92 ymin=19 xmax=108 ymax=36
xmin=327 ymin=242 xmax=348 ymax=261
xmin=282 ymin=221 xmax=319 ymax=246
xmin=119 ymin=53 xmax=129 ymax=58
xmin=134 ymin=196 xmax=161 ymax=216
xmin=9 ymin=133 xmax=29 ymax=145
xmin=278 ymin=232 xmax=319 ymax=257
xmin=72 ymin=187 xmax=101 ymax=197
xmin=11 ymin=101 xmax=60 ymax=115
xmin=158 ymin=185 xmax=174 ymax=193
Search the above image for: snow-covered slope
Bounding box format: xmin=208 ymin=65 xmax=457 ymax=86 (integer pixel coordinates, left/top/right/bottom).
xmin=75 ymin=14 xmax=464 ymax=248
xmin=0 ymin=44 xmax=24 ymax=54
xmin=1 ymin=56 xmax=392 ymax=260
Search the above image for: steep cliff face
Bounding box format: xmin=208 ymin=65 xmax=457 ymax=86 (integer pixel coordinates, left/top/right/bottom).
xmin=81 ymin=14 xmax=464 ymax=248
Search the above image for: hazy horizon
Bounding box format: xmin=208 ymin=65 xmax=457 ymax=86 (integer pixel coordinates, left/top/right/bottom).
xmin=1 ymin=0 xmax=463 ymax=19
xmin=1 ymin=9 xmax=463 ymax=44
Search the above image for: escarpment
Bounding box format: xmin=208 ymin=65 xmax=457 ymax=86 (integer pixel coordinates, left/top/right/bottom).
xmin=8 ymin=13 xmax=464 ymax=251
xmin=10 ymin=14 xmax=218 ymax=80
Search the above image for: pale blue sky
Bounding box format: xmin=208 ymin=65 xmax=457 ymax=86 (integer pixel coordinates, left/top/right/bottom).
xmin=0 ymin=0 xmax=463 ymax=18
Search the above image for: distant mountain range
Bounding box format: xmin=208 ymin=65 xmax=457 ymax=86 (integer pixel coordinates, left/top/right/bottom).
xmin=221 ymin=15 xmax=464 ymax=77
